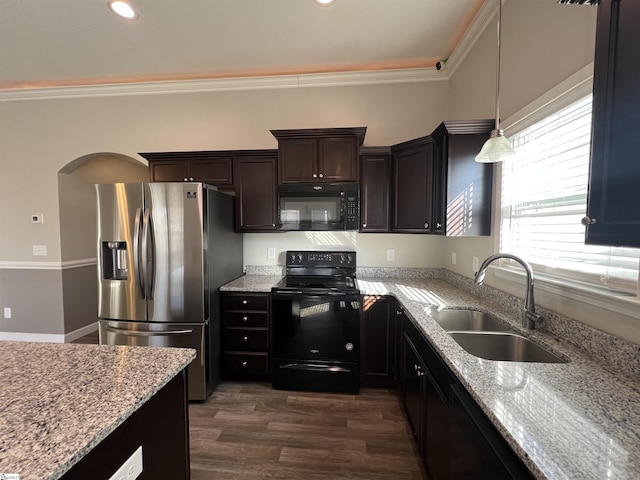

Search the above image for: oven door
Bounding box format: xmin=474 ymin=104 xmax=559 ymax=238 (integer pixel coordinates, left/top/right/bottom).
xmin=271 ymin=292 xmax=361 ymax=393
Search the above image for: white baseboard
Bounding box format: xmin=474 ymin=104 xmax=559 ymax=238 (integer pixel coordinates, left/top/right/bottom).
xmin=0 ymin=322 xmax=98 ymax=344
xmin=64 ymin=322 xmax=99 ymax=343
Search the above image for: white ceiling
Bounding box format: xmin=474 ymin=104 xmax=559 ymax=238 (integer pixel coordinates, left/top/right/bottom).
xmin=0 ymin=0 xmax=488 ymax=91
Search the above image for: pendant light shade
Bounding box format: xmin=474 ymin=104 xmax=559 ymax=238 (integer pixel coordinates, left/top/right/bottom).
xmin=476 ymin=129 xmax=516 ymax=163
xmin=476 ymin=0 xmax=516 ymax=163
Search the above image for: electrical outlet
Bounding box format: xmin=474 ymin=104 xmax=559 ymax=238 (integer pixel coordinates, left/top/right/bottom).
xmin=472 ymin=256 xmax=480 ymax=273
xmin=107 ymin=446 xmax=143 ymax=480
xmin=451 ymin=252 xmax=457 ymax=265
xmin=386 ymin=248 xmax=396 ymax=262
xmin=3 ymin=307 xmax=11 ymax=319
xmin=32 ymin=245 xmax=47 ymax=256
xmin=31 ymin=213 xmax=43 ymax=224
xmin=267 ymin=247 xmax=276 ymax=260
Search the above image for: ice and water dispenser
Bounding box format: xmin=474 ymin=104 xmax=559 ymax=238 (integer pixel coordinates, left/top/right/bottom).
xmin=102 ymin=241 xmax=128 ymax=280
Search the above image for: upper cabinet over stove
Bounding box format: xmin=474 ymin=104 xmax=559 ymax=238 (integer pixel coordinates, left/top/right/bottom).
xmin=271 ymin=127 xmax=366 ymax=185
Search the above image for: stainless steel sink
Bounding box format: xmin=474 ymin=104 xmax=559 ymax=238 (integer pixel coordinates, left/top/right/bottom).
xmin=448 ymin=332 xmax=567 ymax=363
xmin=431 ymin=308 xmax=511 ymax=332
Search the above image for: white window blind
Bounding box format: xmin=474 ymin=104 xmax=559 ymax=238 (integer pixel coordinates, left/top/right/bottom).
xmin=500 ymin=95 xmax=640 ymax=295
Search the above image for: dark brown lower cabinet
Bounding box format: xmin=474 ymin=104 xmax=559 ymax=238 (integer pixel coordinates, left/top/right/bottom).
xmin=361 ymin=295 xmax=395 ymax=387
xmin=61 ymin=371 xmax=189 ymax=480
xmin=399 ymin=311 xmax=533 ymax=480
xmin=221 ymin=292 xmax=270 ymax=379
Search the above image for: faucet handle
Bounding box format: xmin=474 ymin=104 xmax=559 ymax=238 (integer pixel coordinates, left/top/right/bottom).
xmin=524 ymin=311 xmax=545 ymax=329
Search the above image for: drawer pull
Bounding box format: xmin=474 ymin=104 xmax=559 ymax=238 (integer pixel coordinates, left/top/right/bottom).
xmin=242 ymin=361 xmax=248 ymax=367
xmin=243 ymin=316 xmax=248 ymax=322
xmin=242 ymin=300 xmax=248 ymax=305
xmin=243 ymin=336 xmax=248 ymax=342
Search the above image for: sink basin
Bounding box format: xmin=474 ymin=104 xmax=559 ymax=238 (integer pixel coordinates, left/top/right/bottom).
xmin=448 ymin=332 xmax=567 ymax=363
xmin=431 ymin=308 xmax=511 ymax=332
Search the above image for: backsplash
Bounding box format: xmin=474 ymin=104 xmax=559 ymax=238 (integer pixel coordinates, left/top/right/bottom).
xmin=244 ymin=265 xmax=284 ymax=276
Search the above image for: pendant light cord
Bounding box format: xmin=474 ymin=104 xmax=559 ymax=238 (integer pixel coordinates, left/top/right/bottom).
xmin=495 ymin=0 xmax=503 ymax=132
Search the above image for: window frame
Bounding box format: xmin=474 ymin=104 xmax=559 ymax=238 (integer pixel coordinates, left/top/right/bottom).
xmin=491 ymin=63 xmax=640 ymax=317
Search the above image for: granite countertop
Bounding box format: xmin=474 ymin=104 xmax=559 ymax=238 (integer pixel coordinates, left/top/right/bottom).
xmin=222 ymin=273 xmax=640 ymax=479
xmin=0 ymin=342 xmax=195 ymax=480
xmin=357 ymin=277 xmax=640 ymax=480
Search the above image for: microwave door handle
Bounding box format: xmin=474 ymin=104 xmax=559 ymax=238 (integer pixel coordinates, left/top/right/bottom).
xmin=133 ymin=208 xmax=145 ymax=299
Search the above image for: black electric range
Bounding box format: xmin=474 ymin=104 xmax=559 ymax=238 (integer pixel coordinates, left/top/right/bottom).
xmin=271 ymin=250 xmax=361 ymax=393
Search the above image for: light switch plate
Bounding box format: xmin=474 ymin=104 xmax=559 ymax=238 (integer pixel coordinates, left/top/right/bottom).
xmin=3 ymin=307 xmax=11 ymax=319
xmin=32 ymin=245 xmax=47 ymax=256
xmin=108 ymin=445 xmax=143 ymax=480
xmin=267 ymin=247 xmax=276 ymax=260
xmin=386 ymin=248 xmax=396 ymax=262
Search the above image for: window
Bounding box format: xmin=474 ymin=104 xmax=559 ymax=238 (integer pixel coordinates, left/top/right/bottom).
xmin=500 ymin=95 xmax=640 ymax=295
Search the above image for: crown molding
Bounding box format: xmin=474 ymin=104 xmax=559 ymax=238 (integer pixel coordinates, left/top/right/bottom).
xmin=0 ymin=68 xmax=448 ymax=102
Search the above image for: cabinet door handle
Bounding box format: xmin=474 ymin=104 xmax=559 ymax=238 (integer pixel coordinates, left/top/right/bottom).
xmin=362 ymin=223 xmax=367 ymax=228
xmin=319 ymin=173 xmax=324 ymax=178
xmin=189 ymin=177 xmax=194 ymax=181
xmin=312 ymin=173 xmax=318 ymax=178
xmin=183 ymin=177 xmax=189 ymax=182
xmin=424 ymin=223 xmax=429 ymax=229
xmin=581 ymin=216 xmax=597 ymax=225
xmin=436 ymin=222 xmax=442 ymax=229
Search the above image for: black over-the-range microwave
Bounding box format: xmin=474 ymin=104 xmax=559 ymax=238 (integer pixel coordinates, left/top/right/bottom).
xmin=277 ymin=183 xmax=360 ymax=231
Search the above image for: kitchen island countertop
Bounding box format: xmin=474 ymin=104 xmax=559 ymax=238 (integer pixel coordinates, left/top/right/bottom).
xmin=221 ymin=273 xmax=640 ymax=479
xmin=0 ymin=342 xmax=195 ymax=480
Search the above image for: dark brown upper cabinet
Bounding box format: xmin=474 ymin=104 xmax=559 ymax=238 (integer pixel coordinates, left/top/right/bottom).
xmin=271 ymin=127 xmax=366 ymax=184
xmin=360 ymin=147 xmax=392 ymax=232
xmin=431 ymin=120 xmax=494 ymax=237
xmin=234 ymin=152 xmax=278 ymax=232
xmin=142 ymin=151 xmax=234 ymax=188
xmin=391 ymin=136 xmax=436 ymax=233
xmin=388 ymin=120 xmax=493 ymax=235
xmin=585 ymin=0 xmax=640 ymax=247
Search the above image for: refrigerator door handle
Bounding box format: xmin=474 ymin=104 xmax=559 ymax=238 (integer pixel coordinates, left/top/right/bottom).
xmin=106 ymin=326 xmax=194 ymax=336
xmin=133 ymin=207 xmax=145 ymax=299
xmin=141 ymin=207 xmax=155 ymax=300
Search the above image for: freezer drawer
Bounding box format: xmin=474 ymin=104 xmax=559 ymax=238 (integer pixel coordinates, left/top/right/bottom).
xmin=99 ymin=320 xmax=206 ymax=401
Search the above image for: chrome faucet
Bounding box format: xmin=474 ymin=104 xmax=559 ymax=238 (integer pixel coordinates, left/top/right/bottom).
xmin=474 ymin=253 xmax=544 ymax=329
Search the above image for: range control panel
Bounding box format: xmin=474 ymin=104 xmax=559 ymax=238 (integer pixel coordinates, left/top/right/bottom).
xmin=286 ymin=250 xmax=356 ymax=268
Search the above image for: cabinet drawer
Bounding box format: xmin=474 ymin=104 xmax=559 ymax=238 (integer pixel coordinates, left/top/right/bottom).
xmin=223 ymin=311 xmax=269 ymax=327
xmin=222 ymin=293 xmax=269 ymax=311
xmin=223 ymin=352 xmax=269 ymax=376
xmin=223 ymin=327 xmax=269 ymax=350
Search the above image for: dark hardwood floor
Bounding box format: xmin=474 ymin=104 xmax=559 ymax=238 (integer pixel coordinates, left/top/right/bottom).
xmin=72 ymin=332 xmax=424 ymax=479
xmin=190 ymin=382 xmax=424 ymax=480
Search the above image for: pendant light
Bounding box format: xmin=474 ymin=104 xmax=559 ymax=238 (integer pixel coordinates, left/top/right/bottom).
xmin=476 ymin=0 xmax=516 ymax=163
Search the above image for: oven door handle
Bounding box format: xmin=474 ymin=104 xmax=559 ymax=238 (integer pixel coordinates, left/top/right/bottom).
xmin=280 ymin=363 xmax=352 ymax=373
xmin=272 ymin=291 xmax=359 ymax=299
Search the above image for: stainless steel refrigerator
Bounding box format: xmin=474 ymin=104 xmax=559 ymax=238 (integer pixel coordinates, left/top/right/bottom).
xmin=96 ymin=182 xmax=243 ymax=401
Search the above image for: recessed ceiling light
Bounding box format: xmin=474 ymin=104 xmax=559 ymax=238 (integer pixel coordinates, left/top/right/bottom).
xmin=108 ymin=0 xmax=138 ymax=20
xmin=314 ymin=0 xmax=336 ymax=6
